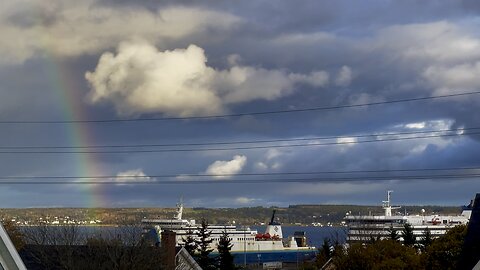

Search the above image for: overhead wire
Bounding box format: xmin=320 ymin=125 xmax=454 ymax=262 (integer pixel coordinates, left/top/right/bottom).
xmin=0 ymin=173 xmax=480 ymax=184
xmin=0 ymin=91 xmax=478 ymax=124
xmin=0 ymin=126 xmax=478 ymax=150
xmin=1 ymin=166 xmax=480 ymax=180
xmin=0 ymin=130 xmax=477 ymax=154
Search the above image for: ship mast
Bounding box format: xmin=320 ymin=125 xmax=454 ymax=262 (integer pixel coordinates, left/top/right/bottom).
xmin=382 ymin=190 xmax=400 ymax=217
xmin=173 ymin=197 xmax=183 ymax=220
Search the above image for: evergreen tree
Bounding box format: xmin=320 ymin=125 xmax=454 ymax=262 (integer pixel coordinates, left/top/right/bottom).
xmin=387 ymin=225 xmax=400 ymax=241
xmin=401 ymin=223 xmax=416 ymax=246
xmin=182 ymin=229 xmax=198 ymax=257
xmin=368 ymin=235 xmax=381 ymax=244
xmin=196 ymin=219 xmax=216 ymax=270
xmin=314 ymin=238 xmax=332 ymax=268
xmin=217 ymin=229 xmax=236 ymax=270
xmin=424 ymin=225 xmax=467 ymax=270
xmin=320 ymin=238 xmax=332 ymax=259
xmin=419 ymin=227 xmax=433 ymax=251
xmin=333 ymin=239 xmax=422 ymax=270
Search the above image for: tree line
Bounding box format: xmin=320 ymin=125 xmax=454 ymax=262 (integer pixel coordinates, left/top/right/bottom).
xmin=6 ymin=218 xmax=472 ymax=269
xmin=3 ymin=220 xmax=164 ymax=269
xmin=2 ymin=219 xmax=238 ymax=270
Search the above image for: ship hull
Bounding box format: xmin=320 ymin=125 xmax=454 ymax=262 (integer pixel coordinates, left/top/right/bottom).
xmin=211 ymin=249 xmax=318 ymax=264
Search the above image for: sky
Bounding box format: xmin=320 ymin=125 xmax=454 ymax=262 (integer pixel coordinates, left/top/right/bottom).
xmin=1 ymin=0 xmax=480 ymax=208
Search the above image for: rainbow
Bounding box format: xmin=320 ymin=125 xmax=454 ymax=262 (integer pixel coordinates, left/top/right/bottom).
xmin=34 ymin=6 xmax=108 ymax=210
xmin=43 ymin=50 xmax=106 ymax=209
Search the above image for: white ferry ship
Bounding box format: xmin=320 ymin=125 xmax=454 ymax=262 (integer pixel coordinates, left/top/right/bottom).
xmin=344 ymin=191 xmax=472 ymax=243
xmin=141 ymin=201 xmax=317 ymax=263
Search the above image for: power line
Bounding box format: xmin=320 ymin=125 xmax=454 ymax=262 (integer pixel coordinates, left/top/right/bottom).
xmin=0 ymin=91 xmax=479 ymax=124
xmin=2 ymin=166 xmax=480 ymax=180
xmin=0 ymin=127 xmax=477 ymax=149
xmin=0 ymin=173 xmax=479 ymax=184
xmin=0 ymin=131 xmax=477 ymax=154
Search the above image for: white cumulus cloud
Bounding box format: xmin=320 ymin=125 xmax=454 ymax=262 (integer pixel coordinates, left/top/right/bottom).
xmin=397 ymin=119 xmax=453 ymax=131
xmin=335 ymin=66 xmax=352 ymax=87
xmin=86 ymin=43 xmax=222 ymax=117
xmin=234 ymin=197 xmax=259 ymax=205
xmin=115 ymin=169 xmax=151 ymax=183
xmin=254 ymin=149 xmax=284 ymax=171
xmin=405 ymin=122 xmax=426 ymax=129
xmin=205 ymin=155 xmax=247 ymax=178
xmin=86 ymin=41 xmax=330 ymax=117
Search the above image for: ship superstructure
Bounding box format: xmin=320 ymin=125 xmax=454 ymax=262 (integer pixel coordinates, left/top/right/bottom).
xmin=344 ymin=191 xmax=472 ymax=243
xmin=141 ymin=201 xmax=316 ymax=263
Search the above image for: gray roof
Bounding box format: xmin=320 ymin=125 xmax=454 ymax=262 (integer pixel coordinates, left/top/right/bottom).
xmin=175 ymin=247 xmax=202 ymax=270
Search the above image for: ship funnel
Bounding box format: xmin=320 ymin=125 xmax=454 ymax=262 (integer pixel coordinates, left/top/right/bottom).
xmin=265 ymin=210 xmax=283 ymax=238
xmin=269 ymin=210 xmax=277 ymax=225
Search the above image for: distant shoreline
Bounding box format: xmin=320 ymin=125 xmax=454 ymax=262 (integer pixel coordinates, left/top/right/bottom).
xmin=1 ymin=204 xmax=464 ymax=227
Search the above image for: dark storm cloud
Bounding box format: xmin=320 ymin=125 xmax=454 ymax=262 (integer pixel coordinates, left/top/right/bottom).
xmin=96 ymin=0 xmax=471 ymax=31
xmin=6 ymin=2 xmax=63 ymax=28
